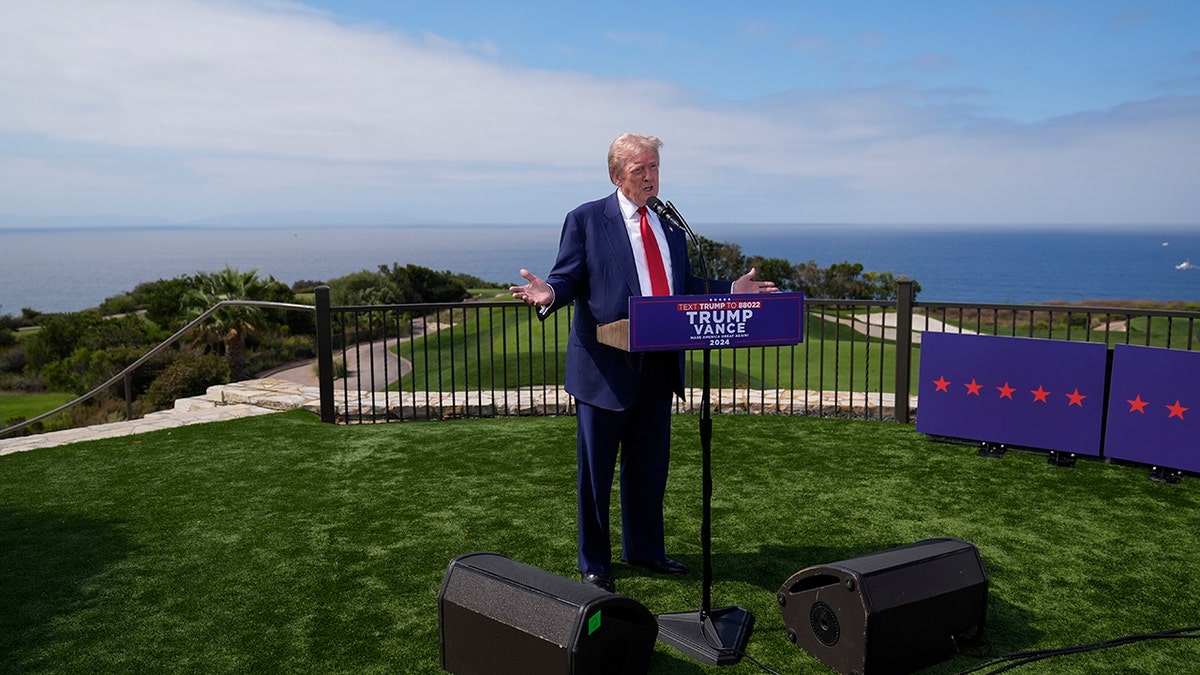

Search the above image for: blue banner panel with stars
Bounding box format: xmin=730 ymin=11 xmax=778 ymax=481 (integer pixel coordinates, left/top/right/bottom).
xmin=916 ymin=332 xmax=1108 ymax=456
xmin=1104 ymin=344 xmax=1198 ymax=473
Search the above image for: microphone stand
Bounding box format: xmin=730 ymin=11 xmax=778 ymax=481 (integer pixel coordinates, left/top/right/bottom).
xmin=652 ymin=200 xmax=754 ymax=666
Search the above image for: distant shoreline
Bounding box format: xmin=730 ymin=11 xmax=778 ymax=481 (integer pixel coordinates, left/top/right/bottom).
xmin=3 ymin=221 xmax=1199 ymax=233
xmin=20 ymin=291 xmax=1200 ymax=321
xmin=4 ymin=225 xmax=1198 ymax=314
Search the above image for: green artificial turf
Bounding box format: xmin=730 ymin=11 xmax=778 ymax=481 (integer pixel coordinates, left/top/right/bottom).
xmin=2 ymin=411 xmax=1198 ymax=674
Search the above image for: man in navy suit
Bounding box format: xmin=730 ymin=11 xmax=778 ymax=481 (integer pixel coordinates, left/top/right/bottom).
xmin=511 ymin=133 xmax=777 ymax=592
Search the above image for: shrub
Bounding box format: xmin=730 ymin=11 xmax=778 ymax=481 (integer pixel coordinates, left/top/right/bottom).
xmin=67 ymin=395 xmax=129 ymax=428
xmin=140 ymin=349 xmax=229 ymax=411
xmin=2 ymin=415 xmax=30 ymax=435
xmin=0 ymin=371 xmax=48 ymax=393
xmin=98 ymin=293 xmax=139 ymax=316
xmin=22 ymin=313 xmax=103 ymax=370
xmin=135 ymin=276 xmax=195 ymax=329
xmin=291 ymin=279 xmax=324 ymax=293
xmin=247 ymin=334 xmax=316 ymax=376
xmin=0 ymin=343 xmax=26 ymax=374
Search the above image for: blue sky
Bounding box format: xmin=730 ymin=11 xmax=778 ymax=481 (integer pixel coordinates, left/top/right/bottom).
xmin=1 ymin=0 xmax=1197 ymax=227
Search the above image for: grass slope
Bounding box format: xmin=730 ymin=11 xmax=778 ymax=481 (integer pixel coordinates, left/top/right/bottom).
xmin=2 ymin=412 xmax=1198 ymax=673
xmin=0 ymin=392 xmax=74 ymax=424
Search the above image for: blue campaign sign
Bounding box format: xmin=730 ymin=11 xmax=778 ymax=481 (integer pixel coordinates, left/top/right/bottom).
xmin=1104 ymin=344 xmax=1200 ymax=473
xmin=626 ymin=293 xmax=804 ymax=352
xmin=916 ymin=332 xmax=1107 ymax=456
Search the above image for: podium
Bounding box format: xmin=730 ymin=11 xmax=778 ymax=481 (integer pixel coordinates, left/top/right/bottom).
xmin=598 ymin=292 xmax=805 ymax=665
xmin=597 ymin=294 xmax=805 ymax=353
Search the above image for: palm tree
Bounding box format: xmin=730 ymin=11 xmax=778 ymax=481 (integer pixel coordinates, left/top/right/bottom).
xmin=184 ymin=267 xmax=272 ymax=382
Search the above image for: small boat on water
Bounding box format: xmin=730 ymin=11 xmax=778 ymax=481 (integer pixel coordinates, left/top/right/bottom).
xmin=1177 ymin=259 xmax=1199 ymax=270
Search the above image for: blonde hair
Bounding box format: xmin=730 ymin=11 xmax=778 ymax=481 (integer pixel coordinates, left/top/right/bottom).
xmin=608 ymin=133 xmax=663 ymax=181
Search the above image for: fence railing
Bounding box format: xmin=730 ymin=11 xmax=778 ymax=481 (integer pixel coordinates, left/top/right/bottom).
xmin=0 ymin=300 xmax=316 ymax=439
xmin=6 ymin=283 xmax=1195 ymax=439
xmin=314 ymin=282 xmax=1200 ymax=426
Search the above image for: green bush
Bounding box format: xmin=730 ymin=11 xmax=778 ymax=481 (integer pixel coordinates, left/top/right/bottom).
xmin=22 ymin=313 xmax=103 ymax=370
xmin=0 ymin=343 xmax=26 ymax=375
xmin=133 ymin=276 xmax=195 ymax=329
xmin=140 ymin=349 xmax=229 ymax=411
xmin=0 ymin=372 xmax=46 ymax=392
xmin=97 ymin=293 xmax=138 ymax=317
xmin=246 ymin=334 xmax=316 ymax=375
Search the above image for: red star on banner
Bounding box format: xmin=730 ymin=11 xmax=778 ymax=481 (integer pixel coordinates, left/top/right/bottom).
xmin=1066 ymin=388 xmax=1087 ymax=407
xmin=1167 ymin=400 xmax=1189 ymax=420
xmin=934 ymin=376 xmax=951 ymax=392
xmin=965 ymin=379 xmax=983 ymax=396
xmin=1127 ymin=395 xmax=1148 ymax=414
xmin=997 ymin=382 xmax=1015 ymax=399
xmin=1031 ymin=385 xmax=1051 ymax=403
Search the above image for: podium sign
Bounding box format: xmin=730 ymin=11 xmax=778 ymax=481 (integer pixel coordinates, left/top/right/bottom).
xmin=599 ymin=293 xmax=804 ymax=352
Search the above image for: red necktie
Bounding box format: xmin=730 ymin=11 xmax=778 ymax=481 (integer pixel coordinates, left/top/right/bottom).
xmin=638 ymin=206 xmax=670 ymax=296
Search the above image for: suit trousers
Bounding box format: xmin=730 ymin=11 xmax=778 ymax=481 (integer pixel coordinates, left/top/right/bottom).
xmin=575 ymin=352 xmax=677 ymax=576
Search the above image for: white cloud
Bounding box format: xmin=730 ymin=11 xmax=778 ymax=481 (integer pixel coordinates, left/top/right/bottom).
xmin=0 ymin=0 xmax=1196 ymax=225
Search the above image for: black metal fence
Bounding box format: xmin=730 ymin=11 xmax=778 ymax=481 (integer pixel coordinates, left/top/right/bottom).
xmin=314 ymin=283 xmax=1200 ymax=426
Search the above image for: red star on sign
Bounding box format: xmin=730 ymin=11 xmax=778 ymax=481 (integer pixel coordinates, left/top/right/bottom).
xmin=997 ymin=382 xmax=1015 ymax=399
xmin=1031 ymin=385 xmax=1051 ymax=403
xmin=1066 ymin=388 xmax=1087 ymax=407
xmin=1167 ymin=400 xmax=1189 ymax=420
xmin=1127 ymin=395 xmax=1148 ymax=414
xmin=965 ymin=379 xmax=983 ymax=396
xmin=934 ymin=376 xmax=951 ymax=392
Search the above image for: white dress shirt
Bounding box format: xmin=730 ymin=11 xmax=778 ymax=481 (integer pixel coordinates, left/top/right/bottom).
xmin=616 ymin=190 xmax=674 ymax=296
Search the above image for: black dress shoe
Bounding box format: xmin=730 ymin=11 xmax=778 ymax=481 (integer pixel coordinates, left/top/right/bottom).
xmin=582 ymin=572 xmax=615 ymax=593
xmin=628 ymin=557 xmax=689 ymax=576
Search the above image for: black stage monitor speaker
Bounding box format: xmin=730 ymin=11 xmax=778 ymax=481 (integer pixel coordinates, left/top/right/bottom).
xmin=438 ymin=552 xmax=658 ymax=675
xmin=777 ymin=538 xmax=987 ymax=675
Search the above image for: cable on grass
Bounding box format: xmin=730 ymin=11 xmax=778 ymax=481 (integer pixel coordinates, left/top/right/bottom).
xmin=956 ymin=625 xmax=1200 ymax=674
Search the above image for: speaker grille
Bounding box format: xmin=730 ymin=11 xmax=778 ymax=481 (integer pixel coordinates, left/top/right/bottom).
xmin=442 ymin=564 xmax=579 ymax=644
xmin=778 ymin=538 xmax=988 ymax=675
xmin=439 ymin=552 xmax=658 ymax=675
xmin=810 ymin=602 xmax=841 ymax=646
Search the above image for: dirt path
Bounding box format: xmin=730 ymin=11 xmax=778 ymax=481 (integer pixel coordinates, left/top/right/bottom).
xmin=829 ymin=310 xmax=978 ymax=343
xmin=265 ymin=339 xmax=408 ymax=390
xmin=264 ymin=318 xmax=449 ymax=391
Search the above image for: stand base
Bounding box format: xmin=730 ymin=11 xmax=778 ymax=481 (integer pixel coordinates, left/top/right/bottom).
xmin=655 ymin=606 xmax=755 ymax=666
xmin=978 ymin=441 xmax=1007 ymax=458
xmin=1150 ymin=466 xmax=1182 ymax=484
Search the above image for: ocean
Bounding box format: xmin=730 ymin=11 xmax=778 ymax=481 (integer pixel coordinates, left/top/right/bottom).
xmin=2 ymin=224 xmax=1198 ymax=314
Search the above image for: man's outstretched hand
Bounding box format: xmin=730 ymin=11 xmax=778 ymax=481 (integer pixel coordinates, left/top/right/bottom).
xmin=510 ymin=269 xmax=554 ymax=307
xmin=732 ymin=268 xmax=780 ymax=294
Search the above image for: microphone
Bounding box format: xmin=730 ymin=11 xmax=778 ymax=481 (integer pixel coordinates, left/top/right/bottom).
xmin=645 ymin=196 xmax=684 ymax=233
xmin=645 ymin=196 xmax=710 ymax=292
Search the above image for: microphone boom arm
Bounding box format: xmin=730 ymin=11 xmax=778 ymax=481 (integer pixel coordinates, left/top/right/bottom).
xmin=647 ymin=197 xmax=711 ymax=294
xmin=665 ymin=200 xmax=710 ymax=294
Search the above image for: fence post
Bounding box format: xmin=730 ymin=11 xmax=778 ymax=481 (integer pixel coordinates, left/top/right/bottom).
xmin=894 ymin=278 xmax=915 ymax=424
xmin=315 ymin=286 xmax=336 ymax=423
xmin=124 ymin=371 xmax=134 ymax=421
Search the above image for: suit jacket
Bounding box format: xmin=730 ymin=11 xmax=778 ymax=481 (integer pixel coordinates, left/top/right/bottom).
xmin=540 ymin=192 xmax=732 ymax=411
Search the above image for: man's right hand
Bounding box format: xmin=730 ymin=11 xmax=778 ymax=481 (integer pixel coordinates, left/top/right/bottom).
xmin=510 ymin=269 xmax=554 ymax=308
